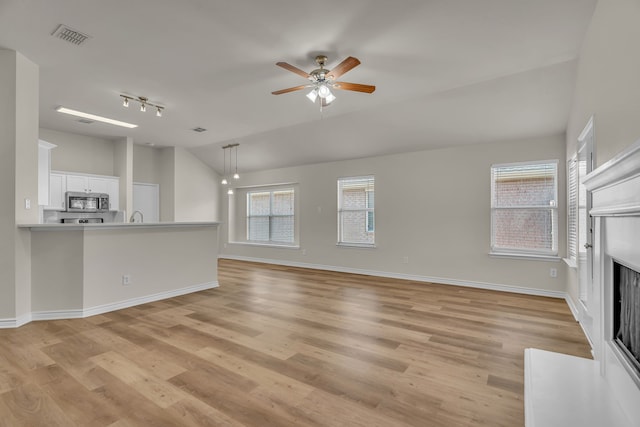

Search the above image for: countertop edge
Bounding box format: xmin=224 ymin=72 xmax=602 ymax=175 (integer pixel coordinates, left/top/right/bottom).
xmin=18 ymin=222 xmax=220 ymax=231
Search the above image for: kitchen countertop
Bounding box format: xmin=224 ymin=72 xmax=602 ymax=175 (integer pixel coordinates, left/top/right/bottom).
xmin=18 ymin=221 xmax=220 ymax=231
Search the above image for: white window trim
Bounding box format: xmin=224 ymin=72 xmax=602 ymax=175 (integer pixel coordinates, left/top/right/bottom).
xmin=490 ymin=160 xmax=559 ymax=258
xmin=229 ymin=241 xmax=300 ymax=250
xmin=337 ymin=175 xmax=375 ymax=246
xmin=246 ymin=187 xmax=296 ymax=245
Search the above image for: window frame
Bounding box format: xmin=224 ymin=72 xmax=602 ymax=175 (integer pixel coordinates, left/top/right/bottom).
xmin=490 ymin=160 xmax=559 ymax=259
xmin=337 ymin=175 xmax=376 ymax=247
xmin=246 ymin=187 xmax=295 ymax=245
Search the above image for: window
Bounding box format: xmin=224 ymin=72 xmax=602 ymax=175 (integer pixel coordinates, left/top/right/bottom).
xmin=338 ymin=176 xmax=375 ymax=246
xmin=490 ymin=161 xmax=558 ymax=257
xmin=247 ymin=188 xmax=294 ymax=244
xmin=567 ymin=156 xmax=578 ymax=264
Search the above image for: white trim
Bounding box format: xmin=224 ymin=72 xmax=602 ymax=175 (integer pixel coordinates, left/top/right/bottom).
xmin=563 ymin=258 xmax=578 ymax=268
xmin=490 ymin=252 xmax=561 ymax=262
xmin=229 ymin=241 xmax=300 ymax=249
xmin=564 ymin=293 xmax=580 ymax=321
xmin=82 ymin=281 xmax=219 ymax=317
xmin=0 ymin=281 xmax=218 ymax=328
xmin=218 ymin=254 xmax=566 ymax=299
xmin=589 ymin=203 xmax=640 ymax=217
xmin=336 ymin=242 xmax=377 ymax=249
xmin=236 ymin=181 xmax=298 ymax=190
xmin=31 ymin=309 xmax=84 ymax=321
xmin=583 ymin=138 xmax=640 ymax=192
xmin=0 ymin=313 xmax=32 ymax=329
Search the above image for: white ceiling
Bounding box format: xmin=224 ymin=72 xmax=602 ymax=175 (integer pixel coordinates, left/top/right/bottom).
xmin=0 ymin=0 xmax=596 ymax=174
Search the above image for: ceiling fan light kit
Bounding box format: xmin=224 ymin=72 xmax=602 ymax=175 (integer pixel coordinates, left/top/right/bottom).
xmin=272 ymin=55 xmax=375 ymax=110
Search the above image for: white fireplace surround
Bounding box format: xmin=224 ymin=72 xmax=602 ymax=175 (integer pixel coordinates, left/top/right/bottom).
xmin=583 ymin=138 xmax=640 ymax=422
xmin=524 ymin=140 xmax=640 ymax=426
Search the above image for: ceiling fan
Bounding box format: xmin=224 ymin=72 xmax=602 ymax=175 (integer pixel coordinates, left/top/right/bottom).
xmin=272 ymin=55 xmax=376 ymax=108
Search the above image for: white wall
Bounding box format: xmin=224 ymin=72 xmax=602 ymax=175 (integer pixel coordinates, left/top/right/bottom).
xmin=221 ymin=134 xmax=566 ymax=294
xmin=565 ymin=0 xmax=640 ymax=302
xmin=40 ymin=128 xmax=116 ymax=176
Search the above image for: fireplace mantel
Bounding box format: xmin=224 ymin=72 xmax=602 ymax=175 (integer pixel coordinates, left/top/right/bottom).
xmin=525 ymin=139 xmax=640 ymax=426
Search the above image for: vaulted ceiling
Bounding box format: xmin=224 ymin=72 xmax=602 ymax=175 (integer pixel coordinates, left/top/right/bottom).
xmin=0 ymin=0 xmax=597 ymax=173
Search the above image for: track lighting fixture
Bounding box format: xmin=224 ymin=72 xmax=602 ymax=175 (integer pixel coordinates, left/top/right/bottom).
xmin=120 ymin=95 xmax=164 ymax=117
xmin=221 ymin=143 xmax=240 ymax=191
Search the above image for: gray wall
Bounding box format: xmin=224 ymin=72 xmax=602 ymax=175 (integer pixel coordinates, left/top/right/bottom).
xmin=40 ymin=128 xmax=116 ymax=176
xmin=221 ymin=134 xmax=566 ymax=293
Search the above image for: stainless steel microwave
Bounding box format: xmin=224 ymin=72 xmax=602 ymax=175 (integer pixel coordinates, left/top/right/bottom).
xmin=65 ymin=192 xmax=110 ymax=212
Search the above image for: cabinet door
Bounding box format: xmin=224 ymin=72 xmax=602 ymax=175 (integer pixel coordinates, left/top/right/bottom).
xmin=107 ymin=179 xmax=119 ymax=210
xmin=45 ymin=173 xmax=66 ymax=210
xmin=87 ymin=177 xmax=110 ymax=194
xmin=66 ymin=175 xmax=88 ymax=192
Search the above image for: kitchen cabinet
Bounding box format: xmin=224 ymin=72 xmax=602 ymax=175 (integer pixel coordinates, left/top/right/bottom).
xmin=38 ymin=140 xmax=57 ymax=205
xmin=45 ymin=172 xmax=66 ymax=210
xmin=45 ymin=171 xmax=120 ymax=211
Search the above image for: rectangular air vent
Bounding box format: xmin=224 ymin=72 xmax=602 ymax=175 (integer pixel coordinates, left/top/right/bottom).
xmin=192 ymin=127 xmax=207 ymax=133
xmin=51 ymin=24 xmax=91 ymax=46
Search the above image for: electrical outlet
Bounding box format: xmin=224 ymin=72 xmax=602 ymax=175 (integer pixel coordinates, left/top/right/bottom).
xmin=25 ymin=198 xmax=31 ymax=209
xmin=550 ymin=268 xmax=557 ymax=278
xmin=302 ymin=249 xmax=307 ymax=256
xmin=402 ymin=256 xmax=409 ymax=264
xmin=122 ymin=274 xmax=131 ymax=286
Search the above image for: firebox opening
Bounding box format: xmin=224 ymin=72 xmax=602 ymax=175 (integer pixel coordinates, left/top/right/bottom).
xmin=613 ymin=261 xmax=640 ymax=379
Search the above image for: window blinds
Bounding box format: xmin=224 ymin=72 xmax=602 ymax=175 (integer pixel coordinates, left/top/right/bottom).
xmin=491 ymin=162 xmax=558 ymax=255
xmin=338 ymin=176 xmax=375 ymax=245
xmin=567 ymin=157 xmax=578 ymax=261
xmin=247 ymin=188 xmax=294 ymax=243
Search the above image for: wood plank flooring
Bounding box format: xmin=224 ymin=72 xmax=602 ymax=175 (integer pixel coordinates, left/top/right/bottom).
xmin=0 ymin=259 xmax=591 ymax=426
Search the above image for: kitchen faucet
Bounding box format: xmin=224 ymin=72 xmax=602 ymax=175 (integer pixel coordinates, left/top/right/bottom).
xmin=130 ymin=210 xmax=144 ymax=223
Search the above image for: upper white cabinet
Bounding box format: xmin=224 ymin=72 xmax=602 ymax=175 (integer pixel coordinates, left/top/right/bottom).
xmin=46 ymin=172 xmax=66 ymax=210
xmin=37 ymin=140 xmax=57 ymax=206
xmin=45 ymin=171 xmax=120 ymax=211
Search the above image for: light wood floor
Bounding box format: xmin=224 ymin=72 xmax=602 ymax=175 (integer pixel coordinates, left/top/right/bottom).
xmin=0 ymin=259 xmax=591 ymax=426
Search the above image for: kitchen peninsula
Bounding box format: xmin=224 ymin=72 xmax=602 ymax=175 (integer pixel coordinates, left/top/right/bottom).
xmin=19 ymin=221 xmax=219 ymax=323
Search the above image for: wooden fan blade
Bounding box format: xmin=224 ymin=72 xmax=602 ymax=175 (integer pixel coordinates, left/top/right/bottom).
xmin=271 ymin=85 xmax=308 ymax=95
xmin=327 ymin=56 xmax=361 ymax=79
xmin=333 ymin=82 xmax=376 ymax=93
xmin=276 ymin=62 xmax=310 ymax=79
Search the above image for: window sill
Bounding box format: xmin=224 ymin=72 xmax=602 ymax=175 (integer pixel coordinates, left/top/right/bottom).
xmin=563 ymin=258 xmax=578 ymax=269
xmin=228 ymin=241 xmax=300 ymax=250
xmin=337 ymin=242 xmax=377 ymax=249
xmin=489 ymin=252 xmax=561 ymax=262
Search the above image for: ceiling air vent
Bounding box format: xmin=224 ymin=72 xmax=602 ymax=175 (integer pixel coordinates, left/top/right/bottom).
xmin=51 ymin=24 xmax=91 ymax=46
xmin=192 ymin=127 xmax=207 ymax=133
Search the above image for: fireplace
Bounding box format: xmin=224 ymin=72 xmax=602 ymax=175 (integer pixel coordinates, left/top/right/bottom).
xmin=613 ymin=261 xmax=640 ymax=384
xmin=583 ymin=139 xmax=640 ymax=423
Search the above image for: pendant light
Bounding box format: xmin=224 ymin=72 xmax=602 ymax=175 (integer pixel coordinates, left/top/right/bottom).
xmin=233 ymin=144 xmax=240 ymax=180
xmin=221 ymin=145 xmax=228 ymax=185
xmin=221 ymin=143 xmax=240 ymax=191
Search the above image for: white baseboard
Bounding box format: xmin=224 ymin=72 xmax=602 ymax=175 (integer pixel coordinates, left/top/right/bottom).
xmin=0 ymin=313 xmax=32 ymax=328
xmin=1 ymin=281 xmax=219 ymax=328
xmin=219 ymin=254 xmax=566 ymax=299
xmin=564 ymin=294 xmax=580 ymax=321
xmin=81 ymin=281 xmax=219 ymax=318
